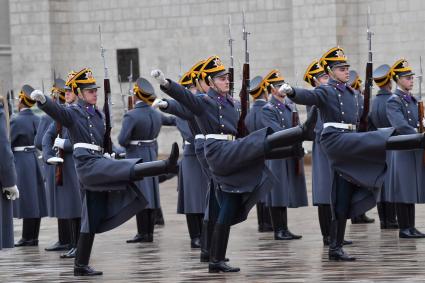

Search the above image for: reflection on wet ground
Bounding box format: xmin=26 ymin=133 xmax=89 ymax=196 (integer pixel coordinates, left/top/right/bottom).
xmin=2 ymin=165 xmax=425 ymax=282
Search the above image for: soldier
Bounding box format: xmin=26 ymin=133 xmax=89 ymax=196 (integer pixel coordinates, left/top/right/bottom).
xmin=118 ymin=77 xmax=176 ymax=244
xmin=151 ymin=55 xmax=318 ymax=272
xmin=0 ymin=96 xmax=19 ymax=250
xmin=42 ymin=77 xmax=83 ymax=259
xmin=12 ymin=85 xmax=48 ymax=247
xmin=30 ymin=68 xmax=179 ymax=276
xmin=261 ymin=70 xmax=307 ymax=240
xmin=369 ymin=64 xmax=398 ymax=229
xmin=245 ymin=75 xmax=273 ymax=233
xmin=386 ymin=59 xmax=425 ymax=238
xmin=153 ymin=59 xmax=219 ymax=255
xmin=303 ymin=60 xmax=352 ymax=246
xmin=348 ymin=70 xmax=375 ymax=225
xmin=173 ymin=70 xmax=208 ymax=248
xmin=38 ymin=78 xmax=73 ymax=252
xmin=278 ymin=47 xmax=425 ymax=261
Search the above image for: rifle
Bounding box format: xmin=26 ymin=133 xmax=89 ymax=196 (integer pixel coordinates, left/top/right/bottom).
xmin=128 ymin=60 xmax=134 ymax=110
xmin=99 ymin=25 xmax=113 ymax=154
xmin=417 ymin=56 xmax=425 ymax=164
xmin=228 ymin=15 xmax=235 ymax=97
xmin=358 ymin=6 xmax=373 ymax=132
xmin=291 ymin=107 xmax=303 ymax=175
xmin=52 ymin=71 xmax=64 ymax=185
xmin=118 ymin=75 xmax=127 ymax=114
xmin=237 ymin=10 xmax=250 ymax=138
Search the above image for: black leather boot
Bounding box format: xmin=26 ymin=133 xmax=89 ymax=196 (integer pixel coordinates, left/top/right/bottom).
xmin=137 ymin=209 xmax=154 ymax=243
xmin=74 ymin=233 xmax=102 ymax=276
xmin=318 ymin=205 xmax=330 ymax=245
xmin=385 ymin=203 xmax=399 ymax=229
xmin=127 ymin=212 xmax=145 ymax=243
xmin=46 ymin=219 xmax=71 ymax=251
xmin=408 ymin=204 xmax=425 ymax=238
xmin=351 ymin=213 xmax=375 ymax=224
xmin=328 ymin=219 xmax=355 ymax=261
xmin=257 ymin=203 xmax=265 ymax=232
xmin=397 ymin=203 xmax=420 ymax=238
xmin=15 ymin=218 xmax=39 ymax=247
xmin=208 ymin=224 xmax=240 ymax=273
xmin=131 ymin=143 xmax=179 ymax=180
xmin=200 ymin=220 xmax=211 ymax=262
xmin=265 ymin=144 xmax=304 ymax=160
xmin=155 ymin=208 xmax=165 ymax=226
xmin=186 ymin=214 xmax=201 ymax=248
xmin=262 ymin=204 xmax=273 ymax=232
xmin=386 ymin=133 xmax=425 ymax=150
xmin=265 ymin=106 xmax=317 ymax=150
xmin=61 ymin=218 xmax=81 ymax=259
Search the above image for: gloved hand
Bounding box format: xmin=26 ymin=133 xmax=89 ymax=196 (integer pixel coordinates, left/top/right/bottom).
xmin=46 ymin=156 xmax=64 ymax=164
xmin=278 ymin=83 xmax=294 ymax=95
xmin=2 ymin=185 xmax=19 ymax=200
xmin=150 ymin=69 xmax=168 ymax=86
xmin=422 ymin=117 xmax=425 ymax=128
xmin=53 ymin=137 xmax=66 ymax=149
xmin=152 ymin=98 xmax=168 ymax=109
xmin=30 ymin=90 xmax=46 ymax=104
xmin=103 ymin=152 xmax=116 ymax=159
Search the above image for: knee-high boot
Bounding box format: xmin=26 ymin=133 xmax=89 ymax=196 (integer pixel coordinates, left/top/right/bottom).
xmin=208 ymin=224 xmax=240 ymax=273
xmin=74 ymin=233 xmax=102 ymax=276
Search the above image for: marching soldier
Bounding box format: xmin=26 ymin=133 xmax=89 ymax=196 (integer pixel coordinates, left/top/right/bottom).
xmin=118 ymin=77 xmax=176 ymax=244
xmin=0 ymin=96 xmax=19 ymax=249
xmin=42 ymin=77 xmax=82 ymax=259
xmin=369 ymin=64 xmax=398 ymax=229
xmin=278 ymin=47 xmax=425 ymax=261
xmin=151 ymin=55 xmax=318 ymax=272
xmin=386 ymin=59 xmax=425 ymax=238
xmin=30 ymin=68 xmax=179 ymax=276
xmin=37 ymin=79 xmax=72 ymax=252
xmin=245 ymin=75 xmax=273 ymax=233
xmin=304 ymin=60 xmax=353 ymax=246
xmin=172 ymin=71 xmax=208 ymax=248
xmin=153 ymin=59 xmax=220 ymax=261
xmin=348 ymin=70 xmax=375 ymax=225
xmin=261 ymin=70 xmax=307 ymax=240
xmin=12 ymin=85 xmax=48 ymax=247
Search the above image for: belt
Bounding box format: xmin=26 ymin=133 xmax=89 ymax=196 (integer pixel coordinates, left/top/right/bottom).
xmin=323 ymin=122 xmax=357 ymax=131
xmin=205 ymin=134 xmax=236 ymax=141
xmin=184 ymin=141 xmax=191 ymax=145
xmin=195 ymin=134 xmax=205 ymax=140
xmin=73 ymin=143 xmax=103 ymax=152
xmin=12 ymin=145 xmax=35 ymax=152
xmin=129 ymin=139 xmax=156 ymax=145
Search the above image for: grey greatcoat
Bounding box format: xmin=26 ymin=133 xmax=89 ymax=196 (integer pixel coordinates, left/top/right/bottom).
xmin=34 ymin=114 xmax=55 ymax=216
xmin=245 ymin=99 xmax=268 ymax=204
xmin=262 ymin=96 xmax=308 ymax=208
xmin=118 ymin=101 xmax=175 ymax=209
xmin=0 ymin=103 xmax=17 ymax=249
xmin=369 ymin=89 xmax=394 ymax=203
xmin=291 ymin=78 xmax=394 ymax=218
xmin=11 ymin=109 xmax=48 ymax=219
xmin=161 ymin=98 xmax=212 ymax=217
xmin=386 ymin=89 xmax=425 ymax=204
xmin=175 ymin=117 xmax=208 ymax=214
xmin=161 ymin=81 xmax=277 ymax=225
xmin=42 ymin=121 xmax=82 ymax=219
xmin=38 ymin=97 xmax=147 ymax=233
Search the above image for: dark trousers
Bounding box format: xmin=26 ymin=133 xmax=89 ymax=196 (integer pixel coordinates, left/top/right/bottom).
xmin=201 ymin=182 xmax=220 ymax=255
xmin=75 ymin=232 xmax=95 ymax=266
xmin=217 ymin=192 xmax=242 ymax=225
xmin=396 ymin=203 xmax=415 ymax=229
xmin=318 ymin=204 xmax=332 ymax=238
xmin=186 ymin=213 xmax=204 ymax=240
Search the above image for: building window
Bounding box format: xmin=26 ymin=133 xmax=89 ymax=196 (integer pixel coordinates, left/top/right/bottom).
xmin=116 ymin=48 xmax=139 ymax=82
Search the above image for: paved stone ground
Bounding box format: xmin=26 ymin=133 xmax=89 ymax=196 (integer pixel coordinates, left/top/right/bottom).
xmin=2 ymin=165 xmax=425 ymax=282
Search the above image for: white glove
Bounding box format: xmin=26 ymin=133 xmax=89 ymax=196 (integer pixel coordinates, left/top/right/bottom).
xmin=46 ymin=156 xmax=64 ymax=164
xmin=53 ymin=137 xmax=66 ymax=149
xmin=422 ymin=117 xmax=425 ymax=128
xmin=278 ymin=83 xmax=294 ymax=95
xmin=3 ymin=185 xmax=19 ymax=200
xmin=30 ymin=90 xmax=46 ymax=104
xmin=152 ymin=98 xmax=168 ymax=109
xmin=150 ymin=69 xmax=168 ymax=86
xmin=103 ymin=152 xmax=116 ymax=159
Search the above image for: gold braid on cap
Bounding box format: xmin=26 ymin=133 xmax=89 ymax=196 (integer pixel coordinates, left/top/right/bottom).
xmin=19 ymin=91 xmax=36 ymax=108
xmin=374 ymin=73 xmax=391 ymax=87
xmin=133 ymin=84 xmax=156 ymax=105
xmin=390 ymin=59 xmax=413 ymax=81
xmin=303 ymin=59 xmax=325 ymax=87
xmin=51 ymin=87 xmax=66 ymax=102
xmin=68 ymin=68 xmax=96 ymax=91
xmin=351 ymin=77 xmax=362 ymax=90
xmin=250 ymin=80 xmax=269 ymax=99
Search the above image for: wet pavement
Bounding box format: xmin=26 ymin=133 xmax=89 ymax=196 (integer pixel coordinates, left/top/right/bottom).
xmin=2 ymin=165 xmax=425 ymax=282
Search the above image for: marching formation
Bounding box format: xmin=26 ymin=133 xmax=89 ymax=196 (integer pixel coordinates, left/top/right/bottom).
xmin=2 ymin=13 xmax=425 ymax=278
